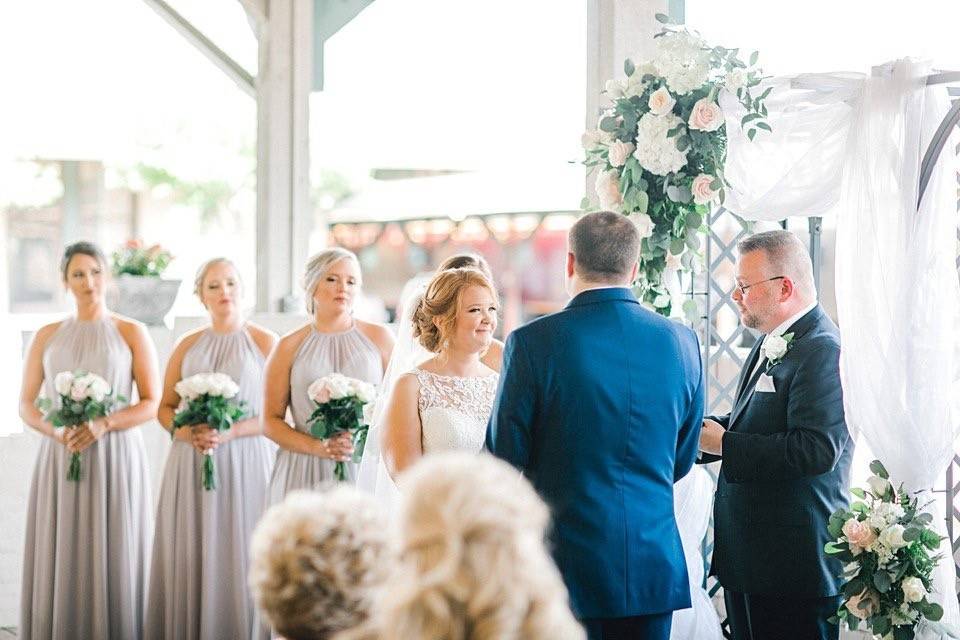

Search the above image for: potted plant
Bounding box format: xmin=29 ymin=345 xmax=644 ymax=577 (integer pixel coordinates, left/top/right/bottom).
xmin=108 ymin=240 xmax=181 ymax=325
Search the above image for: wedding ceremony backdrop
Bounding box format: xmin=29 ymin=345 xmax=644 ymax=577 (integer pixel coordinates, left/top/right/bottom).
xmin=2 ymin=0 xmax=960 ymax=637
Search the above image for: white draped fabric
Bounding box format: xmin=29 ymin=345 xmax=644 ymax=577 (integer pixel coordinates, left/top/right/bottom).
xmin=671 ymin=465 xmax=723 ymax=640
xmin=722 ymin=59 xmax=960 ymax=636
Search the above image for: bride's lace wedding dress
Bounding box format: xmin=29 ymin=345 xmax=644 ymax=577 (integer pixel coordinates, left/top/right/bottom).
xmin=414 ymin=368 xmax=499 ymax=454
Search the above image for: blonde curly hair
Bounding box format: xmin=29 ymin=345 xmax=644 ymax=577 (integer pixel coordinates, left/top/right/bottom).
xmin=412 ymin=268 xmax=497 ymax=353
xmin=371 ymin=452 xmax=585 ymax=640
xmin=248 ymin=487 xmax=390 ymax=640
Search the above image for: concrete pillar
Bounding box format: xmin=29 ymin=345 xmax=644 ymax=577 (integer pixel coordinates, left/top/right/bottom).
xmin=254 ymin=0 xmax=314 ymax=311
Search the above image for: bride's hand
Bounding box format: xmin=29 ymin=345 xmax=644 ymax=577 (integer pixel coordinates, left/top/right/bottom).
xmin=316 ymin=431 xmax=353 ymax=462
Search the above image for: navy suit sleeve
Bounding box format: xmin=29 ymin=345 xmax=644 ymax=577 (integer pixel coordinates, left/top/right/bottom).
xmin=697 ymin=413 xmax=729 ymax=465
xmin=675 ymin=328 xmax=705 ymax=481
xmin=722 ymin=342 xmax=848 ymax=483
xmin=485 ymin=331 xmax=536 ymax=472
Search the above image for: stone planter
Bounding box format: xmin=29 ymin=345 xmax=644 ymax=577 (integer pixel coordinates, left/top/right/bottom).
xmin=109 ymin=275 xmax=181 ymax=325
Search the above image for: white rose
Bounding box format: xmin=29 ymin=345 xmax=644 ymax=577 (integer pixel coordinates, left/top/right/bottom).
xmin=347 ymin=378 xmax=372 ymax=401
xmin=867 ymin=475 xmax=891 ymax=496
xmin=762 ymin=335 xmax=788 ymax=361
xmin=647 ymin=87 xmax=676 ymax=116
xmin=688 ymin=98 xmax=724 ymax=132
xmin=653 ymin=294 xmax=671 ymax=309
xmin=604 ymin=79 xmax=625 ymax=98
xmin=724 ymin=69 xmax=747 ymax=92
xmin=628 ymin=212 xmax=655 ymax=240
xmin=665 ymin=250 xmax=684 ymax=272
xmin=607 ymin=140 xmax=635 ymax=168
xmin=595 ymin=170 xmax=623 ymax=211
xmin=355 ymin=382 xmax=376 ymax=404
xmin=901 ymin=576 xmax=926 ymax=603
xmin=691 ymin=174 xmax=719 ymax=205
xmin=327 ymin=374 xmax=351 ymax=400
xmin=87 ymin=376 xmax=110 ymax=403
xmin=581 ymin=129 xmax=603 ymax=150
xmin=70 ymin=376 xmax=91 ymax=401
xmin=878 ymin=524 xmax=907 ymax=551
xmin=54 ymin=371 xmax=74 ymax=396
xmin=191 ymin=375 xmax=211 ymax=397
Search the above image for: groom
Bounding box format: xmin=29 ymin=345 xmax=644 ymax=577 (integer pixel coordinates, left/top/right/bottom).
xmin=699 ymin=230 xmax=853 ymax=640
xmin=486 ymin=211 xmax=704 ymax=640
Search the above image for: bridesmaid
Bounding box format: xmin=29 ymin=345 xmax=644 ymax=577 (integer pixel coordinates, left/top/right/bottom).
xmin=264 ymin=248 xmax=393 ymax=501
xmin=145 ymin=258 xmax=277 ymax=640
xmin=18 ymin=241 xmax=160 ymax=640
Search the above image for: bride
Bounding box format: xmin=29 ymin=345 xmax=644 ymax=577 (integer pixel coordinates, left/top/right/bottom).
xmin=357 ymin=267 xmax=499 ymax=497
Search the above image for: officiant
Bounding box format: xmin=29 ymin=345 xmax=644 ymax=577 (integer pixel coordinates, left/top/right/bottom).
xmin=698 ymin=230 xmax=853 ymax=640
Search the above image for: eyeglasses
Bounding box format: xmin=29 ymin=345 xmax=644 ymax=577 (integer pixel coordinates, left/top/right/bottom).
xmin=735 ymin=276 xmax=784 ymax=296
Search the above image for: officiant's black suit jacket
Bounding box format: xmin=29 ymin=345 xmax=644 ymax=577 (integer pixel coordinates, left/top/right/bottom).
xmin=701 ymin=305 xmax=853 ymax=597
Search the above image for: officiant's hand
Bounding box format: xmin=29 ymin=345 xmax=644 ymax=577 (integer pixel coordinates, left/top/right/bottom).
xmin=700 ymin=419 xmax=725 ymax=456
xmin=317 ymin=432 xmax=353 ymax=462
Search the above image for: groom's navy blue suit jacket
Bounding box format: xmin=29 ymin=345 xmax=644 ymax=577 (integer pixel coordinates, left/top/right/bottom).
xmin=700 ymin=305 xmax=853 ymax=597
xmin=486 ymin=287 xmax=704 ymax=619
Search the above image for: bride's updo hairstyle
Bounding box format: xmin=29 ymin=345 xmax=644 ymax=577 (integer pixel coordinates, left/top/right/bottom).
xmin=372 ymin=452 xmax=585 ymax=640
xmin=412 ymin=268 xmax=497 ymax=353
xmin=437 ymin=253 xmax=494 ymax=282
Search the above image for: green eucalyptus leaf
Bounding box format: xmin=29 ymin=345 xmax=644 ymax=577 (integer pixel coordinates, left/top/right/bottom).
xmin=624 ymin=58 xmax=635 ymax=77
xmin=926 ymin=602 xmax=945 ymax=622
xmin=750 ymin=50 xmax=759 ymax=66
xmin=869 ymin=459 xmax=889 ymax=479
xmin=873 ymin=571 xmax=891 ymax=593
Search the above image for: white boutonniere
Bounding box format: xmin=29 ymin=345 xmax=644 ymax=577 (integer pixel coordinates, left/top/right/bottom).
xmin=762 ymin=332 xmax=794 ymax=372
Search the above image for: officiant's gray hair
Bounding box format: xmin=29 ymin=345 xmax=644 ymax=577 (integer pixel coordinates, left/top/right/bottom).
xmin=738 ymin=230 xmax=816 ymax=300
xmin=569 ymin=211 xmax=639 ymax=283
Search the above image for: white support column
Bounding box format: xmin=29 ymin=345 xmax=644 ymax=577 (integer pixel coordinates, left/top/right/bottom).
xmin=255 ymin=0 xmax=314 ymax=311
xmin=585 ymin=0 xmax=676 ymax=201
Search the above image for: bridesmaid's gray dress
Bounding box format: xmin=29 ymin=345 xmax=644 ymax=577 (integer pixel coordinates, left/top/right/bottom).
xmin=20 ymin=316 xmax=153 ymax=640
xmin=144 ymin=328 xmax=277 ymax=640
xmin=266 ymin=325 xmax=383 ymax=503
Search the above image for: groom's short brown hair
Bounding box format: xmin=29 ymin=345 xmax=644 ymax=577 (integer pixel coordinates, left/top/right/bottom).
xmin=569 ymin=211 xmax=640 ymax=283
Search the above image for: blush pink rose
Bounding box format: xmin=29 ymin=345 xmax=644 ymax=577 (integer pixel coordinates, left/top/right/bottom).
xmin=607 ymin=140 xmax=635 ymax=168
xmin=647 ymin=87 xmax=676 ymax=116
xmin=595 ymin=170 xmax=623 ymax=211
xmin=691 ymin=174 xmax=719 ymax=205
xmin=688 ymin=98 xmax=723 ymax=132
xmin=842 ymin=518 xmax=877 ymax=549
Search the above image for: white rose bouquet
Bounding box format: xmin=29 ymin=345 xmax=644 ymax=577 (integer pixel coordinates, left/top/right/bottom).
xmin=173 ymin=372 xmax=247 ymax=490
xmin=306 ymin=373 xmax=376 ymax=482
xmin=36 ymin=370 xmax=125 ymax=481
xmin=582 ymin=13 xmax=771 ymax=319
xmin=825 ymin=460 xmax=953 ymax=639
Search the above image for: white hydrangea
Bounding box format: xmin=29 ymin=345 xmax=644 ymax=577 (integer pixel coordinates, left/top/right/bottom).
xmin=651 ymin=30 xmax=710 ymax=95
xmin=868 ymin=501 xmax=905 ymax=531
xmin=633 ymin=112 xmax=688 ymax=176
